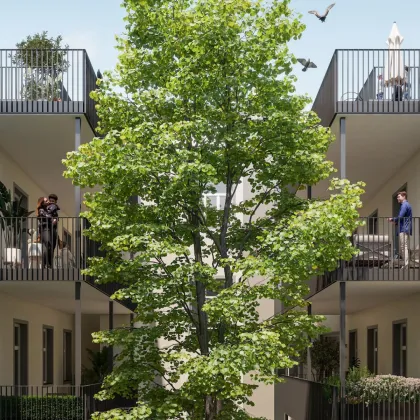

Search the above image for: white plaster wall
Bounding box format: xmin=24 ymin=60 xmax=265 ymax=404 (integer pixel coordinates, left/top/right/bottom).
xmin=347 ymin=292 xmax=420 ymax=377
xmin=0 ymin=291 xmax=74 ymax=385
xmin=81 ymin=314 xmax=100 ymax=370
xmin=361 ymin=146 xmax=420 ymax=218
xmin=0 ymin=145 xmax=70 ymax=217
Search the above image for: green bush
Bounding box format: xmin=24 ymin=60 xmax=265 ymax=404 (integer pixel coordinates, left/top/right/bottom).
xmin=347 ymin=375 xmax=420 ymax=404
xmin=322 ymin=370 xmax=420 ymax=405
xmin=0 ymin=396 xmax=20 ymax=420
xmin=0 ymin=395 xmax=83 ymax=420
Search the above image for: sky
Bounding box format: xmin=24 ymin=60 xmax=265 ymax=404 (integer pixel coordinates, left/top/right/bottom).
xmin=1 ymin=0 xmax=419 ymax=102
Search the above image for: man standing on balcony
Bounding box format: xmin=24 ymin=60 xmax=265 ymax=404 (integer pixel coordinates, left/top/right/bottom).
xmin=389 ymin=191 xmax=412 ymax=268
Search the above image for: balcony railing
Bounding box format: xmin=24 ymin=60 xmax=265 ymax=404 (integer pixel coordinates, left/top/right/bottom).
xmin=0 ymin=384 xmax=137 ymax=420
xmin=315 ymin=216 xmax=420 ymax=290
xmin=312 ymin=49 xmax=420 ymax=126
xmin=0 ymin=217 xmax=94 ymax=280
xmin=0 ymin=49 xmax=99 ymax=130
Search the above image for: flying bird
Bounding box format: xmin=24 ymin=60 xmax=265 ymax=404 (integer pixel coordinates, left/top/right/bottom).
xmin=308 ymin=3 xmax=335 ymax=22
xmin=297 ymin=58 xmax=317 ymax=72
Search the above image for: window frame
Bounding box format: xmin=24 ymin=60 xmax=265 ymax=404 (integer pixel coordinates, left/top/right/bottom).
xmin=42 ymin=325 xmax=54 ymax=385
xmin=63 ymin=330 xmax=73 ymax=383
xmin=348 ymin=329 xmax=358 ymax=368
xmin=392 ymin=319 xmax=407 ymax=376
xmin=367 ymin=325 xmax=378 ymax=374
xmin=13 ymin=319 xmax=28 ymax=387
xmin=368 ymin=210 xmax=378 ymax=235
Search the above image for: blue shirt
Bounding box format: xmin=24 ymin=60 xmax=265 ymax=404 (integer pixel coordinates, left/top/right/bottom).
xmin=393 ymin=201 xmax=412 ymax=235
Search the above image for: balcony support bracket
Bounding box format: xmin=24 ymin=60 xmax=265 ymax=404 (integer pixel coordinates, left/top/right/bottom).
xmin=340 ymin=117 xmax=346 ymax=179
xmin=75 ymin=281 xmax=82 ymax=388
xmin=339 ymin=281 xmax=346 ymax=420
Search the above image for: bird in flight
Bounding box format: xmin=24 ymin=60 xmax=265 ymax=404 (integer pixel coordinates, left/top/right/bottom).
xmin=308 ymin=3 xmax=335 ymax=22
xmin=297 ymin=58 xmax=317 ymax=72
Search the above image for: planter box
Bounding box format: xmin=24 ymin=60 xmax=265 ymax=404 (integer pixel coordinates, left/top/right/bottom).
xmin=3 ymin=248 xmax=22 ymax=265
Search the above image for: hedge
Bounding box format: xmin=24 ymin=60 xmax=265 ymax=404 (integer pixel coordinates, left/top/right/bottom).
xmin=0 ymin=395 xmax=83 ymax=420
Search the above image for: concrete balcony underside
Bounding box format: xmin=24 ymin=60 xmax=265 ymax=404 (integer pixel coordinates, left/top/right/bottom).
xmin=308 ymin=280 xmax=420 ymax=315
xmin=0 ymin=280 xmax=132 ymax=315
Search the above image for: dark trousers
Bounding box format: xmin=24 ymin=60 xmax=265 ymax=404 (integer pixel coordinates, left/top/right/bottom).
xmin=41 ymin=228 xmax=57 ymax=268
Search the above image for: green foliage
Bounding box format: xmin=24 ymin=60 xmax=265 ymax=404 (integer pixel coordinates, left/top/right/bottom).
xmin=82 ymin=347 xmax=111 ymax=384
xmin=0 ymin=395 xmax=83 ymax=420
xmin=63 ymin=0 xmax=365 ymax=418
xmin=309 ymin=337 xmax=339 ymax=381
xmin=349 ymin=356 xmax=361 ymax=369
xmin=12 ymin=31 xmax=69 ymax=100
xmin=346 ymin=366 xmax=372 ymax=383
xmin=346 ymin=375 xmax=420 ymax=404
xmin=323 ymin=366 xmax=372 ymax=402
xmin=0 ymin=181 xmax=34 ymax=248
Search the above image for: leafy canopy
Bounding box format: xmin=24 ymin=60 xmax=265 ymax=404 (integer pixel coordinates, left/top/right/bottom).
xmin=63 ymin=0 xmax=364 ymax=418
xmin=12 ymin=31 xmax=69 ymax=100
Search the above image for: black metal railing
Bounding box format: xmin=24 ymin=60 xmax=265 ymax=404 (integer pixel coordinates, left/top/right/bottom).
xmin=276 ymin=375 xmax=337 ymax=420
xmin=0 ymin=384 xmax=137 ymax=420
xmin=315 ymin=216 xmax=420 ymax=290
xmin=0 ymin=217 xmax=90 ymax=280
xmin=312 ymin=49 xmax=420 ymax=126
xmin=0 ymin=49 xmax=99 ymax=130
xmin=279 ymin=373 xmax=420 ymax=420
xmin=0 ymin=216 xmax=136 ymax=311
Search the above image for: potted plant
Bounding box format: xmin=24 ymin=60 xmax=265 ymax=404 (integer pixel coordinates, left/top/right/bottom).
xmin=10 ymin=32 xmax=69 ymax=101
xmin=0 ymin=182 xmax=34 ymax=265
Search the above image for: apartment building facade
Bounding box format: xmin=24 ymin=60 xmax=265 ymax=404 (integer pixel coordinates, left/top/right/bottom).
xmin=276 ymin=24 xmax=420 ymax=420
xmin=0 ymin=48 xmax=135 ymax=416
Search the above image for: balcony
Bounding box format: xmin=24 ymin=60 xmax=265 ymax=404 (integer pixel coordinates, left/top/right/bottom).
xmin=312 ymin=49 xmax=420 ymax=127
xmin=0 ymin=217 xmax=134 ymax=311
xmin=0 ymin=49 xmax=99 ymax=131
xmin=311 ymin=217 xmax=420 ymax=292
xmin=304 ymin=216 xmax=420 ymax=316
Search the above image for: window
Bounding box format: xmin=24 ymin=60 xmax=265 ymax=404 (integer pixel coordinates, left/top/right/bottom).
xmin=393 ymin=321 xmax=407 ymax=376
xmin=63 ymin=331 xmax=72 ymax=382
xmin=367 ymin=327 xmax=378 ymax=374
xmin=14 ymin=321 xmax=28 ymax=386
xmin=368 ymin=210 xmax=378 ymax=235
xmin=13 ymin=185 xmax=28 ymax=210
xmin=203 ymin=183 xmax=227 ymax=210
xmin=129 ymin=195 xmax=141 ymax=205
xmin=43 ymin=327 xmax=54 ymax=384
xmin=63 ymin=229 xmax=72 ymax=252
xmin=348 ymin=330 xmax=358 ymax=368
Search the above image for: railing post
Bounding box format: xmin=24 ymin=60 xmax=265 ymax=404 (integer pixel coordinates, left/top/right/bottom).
xmin=334 ymin=50 xmax=338 ymax=114
xmin=340 ymin=117 xmax=346 ymax=179
xmin=75 ymin=117 xmax=82 ymax=270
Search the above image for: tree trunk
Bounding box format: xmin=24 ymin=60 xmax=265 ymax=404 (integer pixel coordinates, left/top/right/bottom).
xmin=192 ymin=213 xmax=209 ymax=355
xmin=205 ymin=395 xmax=223 ymax=420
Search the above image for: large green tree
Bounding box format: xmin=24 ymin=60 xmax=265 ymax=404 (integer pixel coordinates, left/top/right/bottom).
xmin=64 ymin=0 xmax=363 ymax=418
